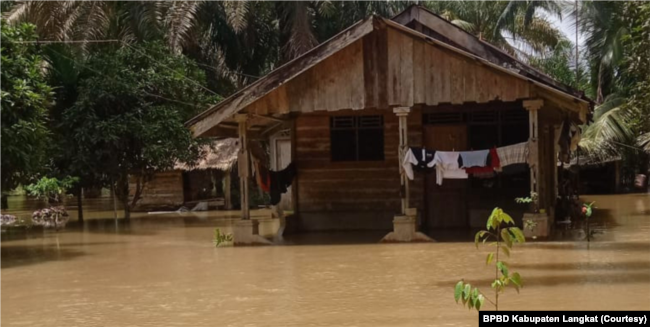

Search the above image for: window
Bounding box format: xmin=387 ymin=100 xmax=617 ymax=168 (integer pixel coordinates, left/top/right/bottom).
xmin=330 ymin=115 xmax=384 ymax=161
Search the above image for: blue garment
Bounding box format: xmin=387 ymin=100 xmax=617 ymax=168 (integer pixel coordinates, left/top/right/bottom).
xmin=459 ymin=150 xmax=489 ymax=168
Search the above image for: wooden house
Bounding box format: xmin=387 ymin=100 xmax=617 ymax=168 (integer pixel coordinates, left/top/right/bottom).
xmin=185 ymin=6 xmax=592 ymax=242
xmin=131 ymin=138 xmax=240 ymax=211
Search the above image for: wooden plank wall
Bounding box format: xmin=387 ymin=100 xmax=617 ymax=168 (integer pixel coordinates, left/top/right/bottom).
xmin=243 ymin=27 xmax=531 ymax=117
xmin=294 ymin=108 xmax=424 ymax=230
xmin=130 ymin=171 xmax=184 ymax=211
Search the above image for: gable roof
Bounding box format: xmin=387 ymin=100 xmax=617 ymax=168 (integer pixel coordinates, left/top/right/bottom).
xmin=392 ymin=5 xmax=591 ymax=103
xmin=174 ymin=138 xmax=240 ymax=171
xmin=187 ymin=7 xmax=591 ymax=138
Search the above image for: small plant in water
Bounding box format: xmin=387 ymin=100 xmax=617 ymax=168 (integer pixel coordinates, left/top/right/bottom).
xmin=515 ymin=192 xmax=539 ymax=213
xmin=213 ymin=228 xmax=233 ymax=247
xmin=582 ymin=201 xmax=596 ymax=241
xmin=523 ymin=218 xmax=538 ymax=240
xmin=25 ymin=176 xmax=78 ymax=205
xmin=582 ymin=201 xmax=595 ymax=218
xmin=454 ymin=208 xmax=525 ymax=311
xmin=25 ymin=176 xmax=78 ymax=229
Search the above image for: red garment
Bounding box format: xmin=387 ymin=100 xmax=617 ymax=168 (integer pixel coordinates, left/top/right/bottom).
xmin=465 ymin=147 xmax=500 ymax=174
xmin=255 ymin=161 xmax=271 ymax=192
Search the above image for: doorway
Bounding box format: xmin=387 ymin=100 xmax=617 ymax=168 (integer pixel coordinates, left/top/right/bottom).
xmin=423 ymin=124 xmax=469 ymax=229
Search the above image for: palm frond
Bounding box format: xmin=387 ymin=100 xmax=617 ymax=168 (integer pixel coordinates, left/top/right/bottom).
xmin=450 ymin=19 xmax=476 ymax=34
xmin=494 ymin=0 xmax=518 ymax=39
xmin=581 ymin=94 xmax=634 ymax=157
xmin=165 ymin=1 xmax=202 ymax=53
xmin=513 ymin=15 xmax=563 ymax=56
xmin=223 ymin=0 xmax=250 ymax=33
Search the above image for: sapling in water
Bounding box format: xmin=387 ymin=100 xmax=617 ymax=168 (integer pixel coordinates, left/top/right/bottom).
xmin=454 ymin=208 xmax=525 ymax=311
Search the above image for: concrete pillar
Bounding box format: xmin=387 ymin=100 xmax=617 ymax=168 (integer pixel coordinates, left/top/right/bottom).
xmin=523 ymin=99 xmax=543 ymax=208
xmin=523 ymin=99 xmax=549 ymax=237
xmin=381 ymin=107 xmax=433 ymax=243
xmin=394 ymin=107 xmax=410 ymax=214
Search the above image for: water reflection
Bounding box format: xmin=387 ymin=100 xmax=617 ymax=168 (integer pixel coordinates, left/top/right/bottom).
xmin=1 ymin=193 xmax=649 ymax=326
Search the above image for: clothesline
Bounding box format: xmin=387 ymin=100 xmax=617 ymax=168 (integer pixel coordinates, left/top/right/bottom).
xmin=402 ymin=142 xmax=530 ymax=185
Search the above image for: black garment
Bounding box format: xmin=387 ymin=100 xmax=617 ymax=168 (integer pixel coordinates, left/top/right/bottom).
xmin=269 ymin=162 xmax=296 ymax=205
xmin=410 ymin=147 xmax=436 ymax=172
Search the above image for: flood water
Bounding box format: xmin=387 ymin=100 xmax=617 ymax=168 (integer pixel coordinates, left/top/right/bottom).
xmin=2 ymin=193 xmax=650 ymax=327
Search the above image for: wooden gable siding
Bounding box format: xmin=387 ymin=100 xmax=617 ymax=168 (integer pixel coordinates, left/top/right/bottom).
xmin=247 ymin=39 xmax=366 ymax=115
xmin=243 ymin=27 xmax=530 ymax=118
xmin=386 ymin=28 xmax=530 ymax=107
xmin=130 ymin=171 xmax=184 ymax=210
xmin=294 ymin=108 xmax=423 ymax=217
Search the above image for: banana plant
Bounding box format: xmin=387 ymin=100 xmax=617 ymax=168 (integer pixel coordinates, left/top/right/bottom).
xmin=454 ymin=208 xmax=525 ymax=311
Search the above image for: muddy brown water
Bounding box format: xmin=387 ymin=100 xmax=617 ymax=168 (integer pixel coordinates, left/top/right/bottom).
xmin=2 ymin=193 xmax=650 ymax=326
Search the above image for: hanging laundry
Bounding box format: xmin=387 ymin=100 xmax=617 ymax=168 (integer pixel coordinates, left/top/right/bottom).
xmin=466 ymin=148 xmax=500 ymax=175
xmin=432 ymin=151 xmax=468 ymax=185
xmin=402 ymin=147 xmax=435 ymax=180
xmin=269 ymin=162 xmax=296 ymax=205
xmin=459 ymin=149 xmax=489 ymax=168
xmin=496 ymin=142 xmax=529 ymax=168
xmin=254 ymin=160 xmax=271 ymax=192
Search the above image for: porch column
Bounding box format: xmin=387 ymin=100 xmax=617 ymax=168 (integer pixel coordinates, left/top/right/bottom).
xmin=523 ymin=99 xmax=543 ymax=201
xmin=232 ymin=113 xmax=271 ymax=246
xmin=523 ymin=99 xmax=549 ymax=239
xmin=394 ymin=107 xmax=410 ymax=215
xmin=381 ymin=107 xmax=433 ymax=243
xmin=235 ymin=114 xmax=250 ymax=219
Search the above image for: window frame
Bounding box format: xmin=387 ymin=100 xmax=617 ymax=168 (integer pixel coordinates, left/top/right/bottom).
xmin=330 ymin=115 xmax=385 ymax=162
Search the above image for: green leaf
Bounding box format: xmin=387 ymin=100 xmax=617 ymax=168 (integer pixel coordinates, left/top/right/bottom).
xmin=486 ymin=216 xmax=494 ymax=230
xmin=497 ymin=261 xmax=509 ymax=277
xmin=502 ymin=212 xmax=514 ymax=225
xmin=468 ymin=294 xmax=474 ymax=310
xmin=463 ymin=283 xmax=472 ymax=301
xmin=491 ymin=279 xmax=502 ymax=289
xmin=486 ymin=252 xmax=494 ymax=265
xmin=510 ymin=272 xmax=523 ymax=288
xmin=470 ymin=288 xmax=480 ymax=309
xmin=476 ymin=294 xmax=485 ymax=310
xmin=475 ymin=231 xmax=487 ymax=249
xmin=501 ymin=245 xmax=510 ymax=257
xmin=500 ymin=228 xmax=513 ymax=248
xmin=509 ymin=227 xmax=526 ymax=243
xmin=454 ymin=281 xmax=464 ymax=303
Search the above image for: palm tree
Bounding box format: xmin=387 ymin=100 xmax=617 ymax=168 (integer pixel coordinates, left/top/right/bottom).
xmin=425 ymin=1 xmax=564 ymax=60
xmin=3 ymin=1 xmax=164 ymax=49
xmin=2 ymin=1 xmax=278 ymax=92
xmin=565 ymin=1 xmax=627 ymax=103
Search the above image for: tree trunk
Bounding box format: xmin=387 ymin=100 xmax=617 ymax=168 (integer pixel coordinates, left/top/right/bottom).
xmin=77 ymin=188 xmax=84 ymax=223
xmin=123 ymin=202 xmax=131 ymax=220
xmin=115 ymin=174 xmax=131 ymax=221
xmin=1 ymin=194 xmax=7 ymax=210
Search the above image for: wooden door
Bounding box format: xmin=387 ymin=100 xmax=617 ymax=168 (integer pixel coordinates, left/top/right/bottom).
xmin=423 ymin=124 xmax=469 ymax=228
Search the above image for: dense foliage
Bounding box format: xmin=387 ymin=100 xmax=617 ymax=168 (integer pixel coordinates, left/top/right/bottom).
xmin=25 ymin=176 xmax=77 ymax=204
xmin=1 ymin=22 xmax=53 ymax=194
xmin=61 ymin=42 xmax=217 ymax=218
xmin=3 ymin=1 xmax=566 ymax=92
